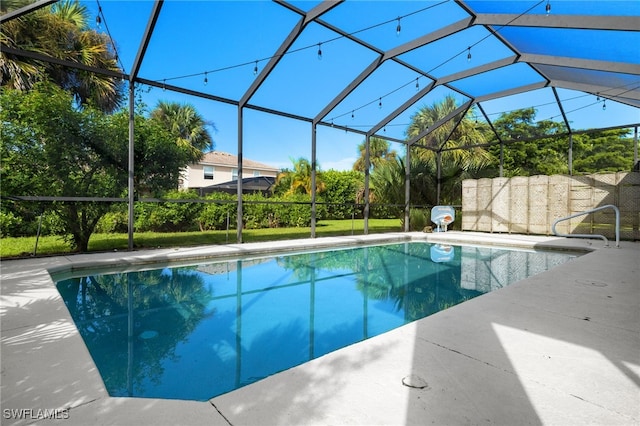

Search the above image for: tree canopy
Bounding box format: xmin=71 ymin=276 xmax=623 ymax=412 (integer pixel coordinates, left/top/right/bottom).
xmin=367 ymin=99 xmax=635 ymax=212
xmin=275 ymin=157 xmax=326 ymax=196
xmin=1 ymin=81 xmax=121 ymax=249
xmin=353 ymin=137 xmax=397 ymax=172
xmin=149 ymin=101 xmax=216 ymax=163
xmin=1 ymin=0 xmax=124 ymax=112
xmin=0 ymin=82 xmax=215 ymax=249
xmin=487 ymin=108 xmax=568 ymax=176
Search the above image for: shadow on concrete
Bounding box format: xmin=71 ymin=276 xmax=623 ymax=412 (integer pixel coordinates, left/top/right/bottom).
xmin=1 ymin=235 xmax=637 ymax=425
xmin=405 ymin=240 xmax=639 ymax=424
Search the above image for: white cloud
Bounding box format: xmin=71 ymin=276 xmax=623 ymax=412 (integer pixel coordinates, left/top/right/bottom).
xmin=321 ymin=157 xmax=357 ymax=171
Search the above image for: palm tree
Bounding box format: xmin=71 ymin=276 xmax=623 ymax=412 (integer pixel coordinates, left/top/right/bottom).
xmin=370 ymin=155 xmax=436 ymax=208
xmin=1 ymin=0 xmax=123 ymax=112
xmin=0 ymin=0 xmax=41 ymax=90
xmin=50 ymin=0 xmax=88 ymax=26
xmin=276 ymin=157 xmax=326 ymax=196
xmin=406 ymin=96 xmax=494 ymax=204
xmin=369 ymin=97 xmax=495 ymax=210
xmin=149 ymin=101 xmax=215 ymax=163
xmin=407 ymin=95 xmax=492 ymax=170
xmin=352 ymin=137 xmax=398 ymax=172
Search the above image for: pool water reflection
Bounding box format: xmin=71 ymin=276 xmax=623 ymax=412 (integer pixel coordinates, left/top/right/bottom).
xmin=56 ymin=242 xmax=577 ymax=401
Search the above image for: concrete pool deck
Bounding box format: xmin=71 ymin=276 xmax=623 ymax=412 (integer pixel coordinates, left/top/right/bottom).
xmin=1 ymin=231 xmax=638 ymax=425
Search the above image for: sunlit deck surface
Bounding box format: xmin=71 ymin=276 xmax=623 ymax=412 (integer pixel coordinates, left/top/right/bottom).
xmin=1 ymin=232 xmax=638 ymax=425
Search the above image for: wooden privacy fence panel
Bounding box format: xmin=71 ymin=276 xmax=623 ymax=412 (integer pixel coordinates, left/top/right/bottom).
xmin=461 ymin=172 xmax=640 ymax=240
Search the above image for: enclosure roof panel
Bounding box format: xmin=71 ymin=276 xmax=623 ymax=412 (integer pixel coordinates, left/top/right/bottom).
xmin=2 ymin=0 xmax=638 ymax=136
xmin=497 ymin=27 xmax=639 ymax=64
xmin=466 ymin=0 xmax=640 ymax=17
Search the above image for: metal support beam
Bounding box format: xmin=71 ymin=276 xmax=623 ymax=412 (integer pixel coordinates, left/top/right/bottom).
xmin=568 ymin=133 xmax=573 ymax=176
xmin=436 ymin=151 xmax=442 ymax=206
xmin=0 ymin=45 xmax=126 ymax=79
xmin=521 ymin=53 xmax=640 ymax=76
xmin=0 ymin=0 xmax=57 ymax=24
xmin=474 ymin=13 xmax=640 ymax=32
xmin=438 ymin=102 xmax=473 ymax=151
xmin=312 ymin=12 xmax=474 ymax=97
xmin=137 ymin=77 xmax=237 ymax=106
xmin=237 ymin=1 xmax=342 ymax=243
xmin=367 ymin=57 xmax=517 ymax=140
xmin=439 ymin=122 xmax=640 ymax=152
xmin=237 ymin=107 xmax=244 ymax=243
xmin=634 ymin=126 xmax=639 ymax=169
xmin=127 ymin=82 xmax=135 ymax=251
xmin=477 ymin=102 xmax=504 ymax=177
xmin=242 ymin=0 xmax=343 ymax=108
xmin=240 ymin=18 xmax=303 ymax=107
xmin=130 ymin=0 xmax=163 ymax=80
xmin=314 ymin=56 xmax=384 ymax=124
xmin=315 ymin=18 xmax=474 ymax=127
xmin=383 ymin=17 xmax=474 ymax=60
xmin=458 ymin=2 xmax=559 ymax=96
xmin=500 ymin=141 xmax=504 ymax=177
xmin=369 ymin=81 xmax=436 ymax=137
xmin=364 ymin=134 xmax=371 ymax=234
xmin=404 ymin=146 xmax=411 ymax=232
xmin=407 ymin=100 xmax=473 ymax=146
xmin=476 ymin=103 xmax=502 ymax=143
xmin=311 ymin=123 xmax=317 ymax=238
xmin=474 ymin=81 xmax=548 ymax=103
xmin=436 ymin=55 xmax=518 ymax=86
xmin=138 ymin=76 xmax=333 ymax=125
xmin=552 ymin=87 xmax=572 ymax=133
xmin=548 ymin=79 xmax=640 ymax=107
xmin=125 ymin=0 xmax=163 ymax=251
xmin=367 ymin=81 xmax=434 ymax=135
xmin=317 ymin=121 xmax=371 ymax=138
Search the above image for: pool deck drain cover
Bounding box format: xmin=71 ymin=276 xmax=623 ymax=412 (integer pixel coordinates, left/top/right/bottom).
xmin=402 ymin=374 xmax=429 ymax=389
xmin=575 ymin=279 xmax=609 ymax=287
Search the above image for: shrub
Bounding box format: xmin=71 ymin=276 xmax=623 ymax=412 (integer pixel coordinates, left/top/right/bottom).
xmin=198 ymin=192 xmax=237 ymax=230
xmin=135 ymin=190 xmax=203 ymax=232
xmin=85 ymin=190 xmax=334 ymax=234
xmin=95 ymin=207 xmax=128 ymax=234
xmin=401 ymin=208 xmax=430 ymax=232
xmin=244 ymin=193 xmax=320 ymax=228
xmin=242 ymin=193 xmax=272 ymax=229
xmin=0 ymin=203 xmax=63 ymax=237
xmin=321 ymin=170 xmax=363 ymax=220
xmin=0 ymin=211 xmax=22 ymax=237
xmin=370 ymin=203 xmax=402 ymax=219
xmin=274 ymin=193 xmax=312 ymax=227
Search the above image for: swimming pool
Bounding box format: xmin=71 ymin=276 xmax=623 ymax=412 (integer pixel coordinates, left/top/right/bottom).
xmin=55 ymin=241 xmax=578 ymax=401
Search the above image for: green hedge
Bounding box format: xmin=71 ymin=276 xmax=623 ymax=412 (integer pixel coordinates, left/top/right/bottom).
xmin=94 ymin=191 xmax=332 ymax=233
xmin=243 ymin=193 xmax=327 ymax=229
xmin=198 ymin=192 xmax=237 ymax=230
xmin=134 ymin=190 xmax=204 ymax=232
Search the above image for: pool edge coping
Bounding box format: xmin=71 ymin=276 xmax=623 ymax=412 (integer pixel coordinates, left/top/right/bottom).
xmin=39 ymin=231 xmax=600 ymax=281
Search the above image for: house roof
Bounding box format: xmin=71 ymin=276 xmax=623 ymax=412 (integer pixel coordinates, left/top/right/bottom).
xmin=199 ymin=151 xmax=279 ymax=172
xmin=200 ymin=176 xmax=277 ymax=195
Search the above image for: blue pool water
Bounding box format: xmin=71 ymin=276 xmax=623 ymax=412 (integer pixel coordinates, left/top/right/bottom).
xmin=56 ymin=242 xmax=578 ymax=401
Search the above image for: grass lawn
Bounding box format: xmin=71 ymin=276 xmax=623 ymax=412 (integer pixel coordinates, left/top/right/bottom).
xmin=1 ymin=219 xmax=402 ymax=259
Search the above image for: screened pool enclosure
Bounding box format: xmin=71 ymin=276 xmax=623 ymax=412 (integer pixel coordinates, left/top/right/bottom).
xmin=1 ymin=0 xmax=639 ymax=249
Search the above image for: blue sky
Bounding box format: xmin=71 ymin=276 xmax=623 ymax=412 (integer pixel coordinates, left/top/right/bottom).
xmin=86 ymin=0 xmax=639 ymax=171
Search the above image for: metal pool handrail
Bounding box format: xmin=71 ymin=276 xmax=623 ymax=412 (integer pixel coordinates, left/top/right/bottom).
xmin=552 ymin=204 xmax=620 ymax=248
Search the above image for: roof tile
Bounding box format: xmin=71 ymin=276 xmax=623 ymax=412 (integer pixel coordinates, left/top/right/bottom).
xmin=200 ymin=151 xmax=279 ymax=171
